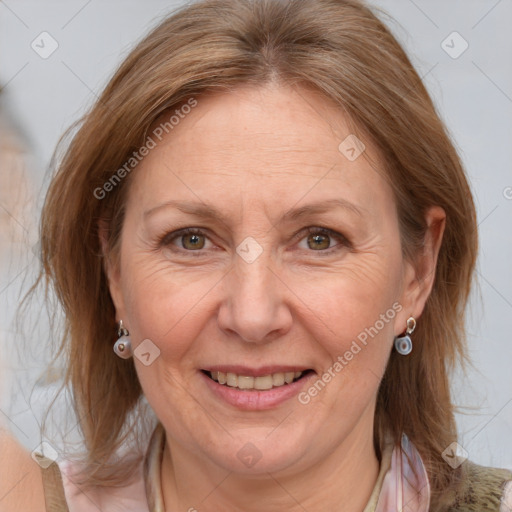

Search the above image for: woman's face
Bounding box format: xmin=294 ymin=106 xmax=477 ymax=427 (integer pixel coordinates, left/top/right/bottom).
xmin=108 ymin=84 xmax=436 ymax=475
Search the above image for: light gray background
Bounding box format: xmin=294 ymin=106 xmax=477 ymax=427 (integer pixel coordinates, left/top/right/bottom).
xmin=0 ymin=0 xmax=511 ymax=469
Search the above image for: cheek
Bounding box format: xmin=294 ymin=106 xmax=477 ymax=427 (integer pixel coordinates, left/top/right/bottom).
xmin=120 ymin=252 xmax=220 ymax=365
xmin=305 ymin=255 xmax=401 ymax=328
xmin=301 ymin=256 xmax=402 ymax=375
xmin=300 ymin=276 xmax=400 ymax=424
xmin=119 ymin=259 xmax=214 ymax=426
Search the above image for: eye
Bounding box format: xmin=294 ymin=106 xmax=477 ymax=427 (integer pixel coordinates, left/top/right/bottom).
xmin=295 ymin=227 xmax=349 ymax=254
xmin=159 ymin=228 xmax=212 ymax=252
xmin=158 ymin=226 xmax=349 ymax=256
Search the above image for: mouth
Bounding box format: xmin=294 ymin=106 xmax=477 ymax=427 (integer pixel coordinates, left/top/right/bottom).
xmin=201 ymin=369 xmax=315 ymax=391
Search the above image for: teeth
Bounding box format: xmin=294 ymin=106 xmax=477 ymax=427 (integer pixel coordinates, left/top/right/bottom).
xmin=272 ymin=373 xmax=285 ymax=386
xmin=254 ymin=375 xmax=273 ymax=390
xmin=226 ymin=373 xmax=237 ymax=387
xmin=208 ymin=370 xmax=305 ymax=390
xmin=284 ymin=372 xmax=295 ymax=384
xmin=237 ymin=376 xmax=254 ymax=390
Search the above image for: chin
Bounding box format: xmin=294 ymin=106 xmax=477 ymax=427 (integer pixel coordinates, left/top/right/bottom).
xmin=203 ymin=430 xmax=313 ymax=476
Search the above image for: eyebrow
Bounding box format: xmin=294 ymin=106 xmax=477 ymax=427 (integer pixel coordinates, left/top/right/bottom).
xmin=143 ymin=198 xmax=364 ymax=224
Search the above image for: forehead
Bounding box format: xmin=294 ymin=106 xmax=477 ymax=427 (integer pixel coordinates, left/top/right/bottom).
xmin=128 ymin=84 xmax=394 ymax=218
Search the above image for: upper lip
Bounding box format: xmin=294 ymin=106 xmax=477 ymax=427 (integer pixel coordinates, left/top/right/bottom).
xmin=202 ymin=365 xmax=313 ymax=377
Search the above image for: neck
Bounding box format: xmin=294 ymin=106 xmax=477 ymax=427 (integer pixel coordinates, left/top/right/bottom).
xmin=160 ymin=415 xmax=380 ymax=512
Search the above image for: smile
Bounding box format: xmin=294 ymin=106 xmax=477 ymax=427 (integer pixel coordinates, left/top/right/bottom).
xmin=206 ymin=370 xmax=308 ymax=390
xmin=200 ymin=367 xmax=316 ymax=410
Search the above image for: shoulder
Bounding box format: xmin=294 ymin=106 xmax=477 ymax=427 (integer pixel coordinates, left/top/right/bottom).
xmin=0 ymin=429 xmax=45 ymax=512
xmin=0 ymin=428 xmax=147 ymax=512
xmin=445 ymin=460 xmax=512 ymax=512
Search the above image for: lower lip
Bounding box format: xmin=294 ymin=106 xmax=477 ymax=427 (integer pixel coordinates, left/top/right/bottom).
xmin=200 ymin=371 xmax=315 ymax=410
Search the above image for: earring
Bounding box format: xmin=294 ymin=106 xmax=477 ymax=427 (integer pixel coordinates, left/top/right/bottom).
xmin=394 ymin=317 xmax=416 ymax=355
xmin=113 ymin=320 xmax=132 ymax=359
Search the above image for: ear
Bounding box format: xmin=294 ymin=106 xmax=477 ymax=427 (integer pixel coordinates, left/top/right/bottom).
xmin=98 ymin=219 xmax=127 ymax=323
xmin=396 ymin=206 xmax=446 ymax=335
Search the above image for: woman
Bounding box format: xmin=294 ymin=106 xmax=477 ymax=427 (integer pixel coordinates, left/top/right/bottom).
xmin=2 ymin=0 xmax=511 ymax=510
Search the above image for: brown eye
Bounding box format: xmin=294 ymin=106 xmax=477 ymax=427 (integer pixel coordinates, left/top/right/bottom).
xmin=296 ymin=227 xmax=349 ymax=255
xmin=181 ymin=232 xmax=205 ymax=250
xmin=306 ymin=232 xmax=331 ymax=250
xmin=159 ymin=228 xmax=211 ymax=253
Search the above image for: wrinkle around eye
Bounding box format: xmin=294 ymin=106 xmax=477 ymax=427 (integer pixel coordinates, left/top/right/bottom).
xmin=150 ymin=230 xmax=353 ymax=265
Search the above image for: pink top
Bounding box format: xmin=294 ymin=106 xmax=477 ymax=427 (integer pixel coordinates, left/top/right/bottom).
xmin=57 ymin=430 xmax=433 ymax=512
xmin=59 ymin=460 xmax=149 ymax=512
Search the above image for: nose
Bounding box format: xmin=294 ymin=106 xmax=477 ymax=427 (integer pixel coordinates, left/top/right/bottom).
xmin=217 ymin=246 xmax=293 ymax=344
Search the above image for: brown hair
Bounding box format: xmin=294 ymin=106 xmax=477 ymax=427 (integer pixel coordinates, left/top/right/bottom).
xmin=37 ymin=0 xmax=477 ymax=508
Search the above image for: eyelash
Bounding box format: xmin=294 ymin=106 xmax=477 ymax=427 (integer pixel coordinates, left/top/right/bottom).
xmin=157 ymin=226 xmax=350 ymax=257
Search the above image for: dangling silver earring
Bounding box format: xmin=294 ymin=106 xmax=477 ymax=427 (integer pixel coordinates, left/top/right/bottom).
xmin=394 ymin=317 xmax=416 ymax=355
xmin=114 ymin=320 xmax=132 ymax=359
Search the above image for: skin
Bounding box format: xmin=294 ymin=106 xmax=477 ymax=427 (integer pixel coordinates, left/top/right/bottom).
xmin=106 ymin=83 xmax=445 ymax=512
xmin=0 ymin=429 xmax=45 ymax=512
